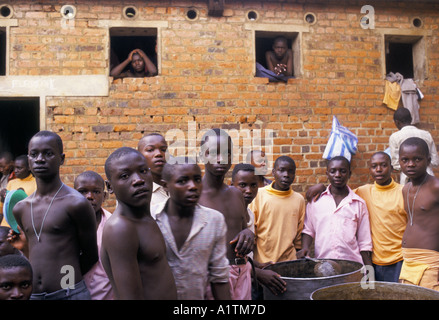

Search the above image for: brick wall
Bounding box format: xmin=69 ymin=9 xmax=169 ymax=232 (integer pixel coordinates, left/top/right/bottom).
xmin=4 ymin=0 xmax=439 ymax=208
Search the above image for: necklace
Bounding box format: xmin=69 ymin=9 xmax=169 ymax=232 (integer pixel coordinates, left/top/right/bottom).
xmin=30 ymin=184 xmax=64 ymax=242
xmin=406 ymin=175 xmax=428 ymax=226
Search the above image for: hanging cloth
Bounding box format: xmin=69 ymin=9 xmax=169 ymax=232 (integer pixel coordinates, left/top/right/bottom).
xmin=323 ymin=116 xmax=358 ymax=161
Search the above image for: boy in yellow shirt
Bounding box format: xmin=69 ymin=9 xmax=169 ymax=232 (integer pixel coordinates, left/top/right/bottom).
xmin=249 ymin=156 xmax=305 ymax=263
xmin=6 ymin=155 xmax=36 ymax=196
xmin=1 ymin=155 xmax=36 ymax=227
xmin=355 ymin=152 xmax=406 ymax=281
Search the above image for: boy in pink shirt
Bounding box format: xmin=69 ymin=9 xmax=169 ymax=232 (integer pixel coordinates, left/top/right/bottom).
xmin=75 ymin=171 xmax=114 ymax=300
xmin=298 ymin=156 xmax=372 ymax=265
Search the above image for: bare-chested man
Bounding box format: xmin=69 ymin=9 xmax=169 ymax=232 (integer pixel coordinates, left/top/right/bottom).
xmin=398 ymin=137 xmax=439 ymax=291
xmin=11 ymin=131 xmax=98 ymax=300
xmin=101 ymin=147 xmax=177 ymax=300
xmin=199 ymin=128 xmax=254 ymax=300
xmin=265 ymin=36 xmax=293 ymax=77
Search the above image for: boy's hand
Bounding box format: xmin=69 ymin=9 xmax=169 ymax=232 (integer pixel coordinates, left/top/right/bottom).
xmin=230 ymin=228 xmax=254 ymax=257
xmin=128 ymin=49 xmax=138 ymax=61
xmin=0 ymin=188 xmax=6 ymax=202
xmin=305 ymin=183 xmax=326 ymax=202
xmin=274 ymin=64 xmax=287 ymax=75
xmin=256 ymin=268 xmax=287 ymax=295
xmin=7 ymin=226 xmax=28 ymax=253
xmin=296 ymin=248 xmax=309 ymax=259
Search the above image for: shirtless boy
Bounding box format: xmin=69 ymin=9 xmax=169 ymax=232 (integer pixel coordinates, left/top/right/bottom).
xmin=199 ymin=128 xmax=254 ymax=300
xmin=398 ymin=137 xmax=439 ymax=291
xmin=101 ymin=147 xmax=177 ymax=299
xmin=265 ymin=36 xmax=293 ymax=77
xmin=11 ymin=131 xmax=98 ymax=300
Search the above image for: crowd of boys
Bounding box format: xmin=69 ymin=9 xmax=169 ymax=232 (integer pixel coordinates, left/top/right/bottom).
xmin=0 ymin=107 xmax=437 ymax=300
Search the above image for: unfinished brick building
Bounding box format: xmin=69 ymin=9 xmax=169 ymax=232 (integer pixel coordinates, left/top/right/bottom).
xmin=0 ymin=0 xmax=438 ymax=207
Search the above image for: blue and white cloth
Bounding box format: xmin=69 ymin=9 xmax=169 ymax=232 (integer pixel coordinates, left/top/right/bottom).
xmin=323 ymin=116 xmax=358 ymax=161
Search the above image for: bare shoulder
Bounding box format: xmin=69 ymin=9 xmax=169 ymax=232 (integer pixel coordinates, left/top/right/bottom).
xmin=104 ymin=212 xmax=133 ymax=236
xmin=12 ymin=196 xmax=31 ymax=218
xmin=431 ymin=175 xmax=439 ymax=185
xmin=227 ymin=185 xmax=246 ymax=201
xmin=102 ymin=213 xmax=138 ymax=247
xmin=265 ymin=50 xmax=274 ymax=57
xmin=63 ymin=185 xmax=94 ymax=213
xmin=429 ymin=176 xmax=439 ymax=193
xmin=227 ymin=184 xmax=242 ymax=196
xmin=64 ymin=184 xmax=90 ymax=204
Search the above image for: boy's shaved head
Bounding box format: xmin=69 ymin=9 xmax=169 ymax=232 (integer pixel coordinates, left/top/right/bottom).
xmin=200 ymin=128 xmax=234 ymax=165
xmin=274 ymin=156 xmax=295 ymax=169
xmin=371 ymin=151 xmax=391 ymax=163
xmin=137 ymin=133 xmax=166 ymax=150
xmin=105 ymin=147 xmax=145 ymax=180
xmin=327 ymin=155 xmax=351 ymax=171
xmin=30 ymin=130 xmax=63 ymax=154
xmin=400 ymin=137 xmax=430 ymax=157
xmin=273 ymin=36 xmax=288 ymax=46
xmin=232 ymin=163 xmax=255 ymax=182
xmin=0 ymin=254 xmax=32 ymax=275
xmin=393 ymin=107 xmax=412 ymax=125
xmin=200 ymin=128 xmax=232 ymax=148
xmin=75 ymin=170 xmax=105 ymax=188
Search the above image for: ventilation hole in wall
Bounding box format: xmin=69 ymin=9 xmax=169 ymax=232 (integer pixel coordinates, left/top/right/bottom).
xmin=186 ymin=8 xmax=198 ymax=20
xmin=60 ymin=5 xmax=76 ymax=19
xmin=123 ymin=6 xmax=137 ymax=19
xmin=0 ymin=5 xmax=12 ymax=18
xmin=247 ymin=10 xmax=258 ymax=21
xmin=304 ymin=12 xmax=316 ymax=25
xmin=412 ymin=17 xmax=423 ymax=28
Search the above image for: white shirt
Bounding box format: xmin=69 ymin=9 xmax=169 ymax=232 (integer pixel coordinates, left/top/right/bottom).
xmin=151 ymin=182 xmax=169 ymax=207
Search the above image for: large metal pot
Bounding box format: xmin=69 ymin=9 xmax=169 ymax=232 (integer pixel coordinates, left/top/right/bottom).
xmin=262 ymin=259 xmax=364 ymax=300
xmin=311 ymin=281 xmax=439 ymax=300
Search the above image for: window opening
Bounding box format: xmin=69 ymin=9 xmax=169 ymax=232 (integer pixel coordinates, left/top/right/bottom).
xmin=0 ymin=98 xmax=40 ymax=157
xmin=255 ymin=31 xmax=300 ymax=81
xmin=109 ymin=27 xmax=158 ymax=78
xmin=385 ymin=35 xmax=425 ymax=80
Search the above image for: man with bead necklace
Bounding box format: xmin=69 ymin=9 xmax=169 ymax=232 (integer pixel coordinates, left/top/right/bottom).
xmin=398 ymin=137 xmax=439 ymax=291
xmin=9 ymin=131 xmax=98 ymax=299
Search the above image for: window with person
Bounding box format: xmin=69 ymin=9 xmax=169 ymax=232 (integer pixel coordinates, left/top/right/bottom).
xmin=109 ymin=28 xmax=158 ymax=79
xmin=254 ymin=31 xmax=299 ymax=82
